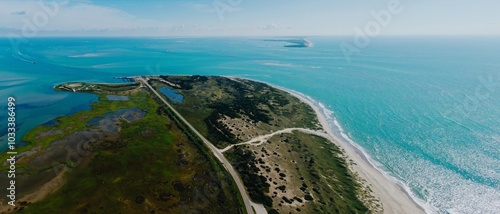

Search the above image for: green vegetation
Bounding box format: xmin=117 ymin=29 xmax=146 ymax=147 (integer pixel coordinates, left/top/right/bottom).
xmin=4 ymin=81 xmax=244 ymax=213
xmin=225 ymin=132 xmax=370 ymax=213
xmin=148 ymin=76 xmax=373 ymax=213
xmin=2 ymin=75 xmax=376 ymax=213
xmin=151 ymin=76 xmax=320 ymax=149
xmin=0 ymin=89 xmax=145 ymax=171
xmin=55 ymin=82 xmax=140 ymax=93
xmin=225 ymin=147 xmax=273 ymax=207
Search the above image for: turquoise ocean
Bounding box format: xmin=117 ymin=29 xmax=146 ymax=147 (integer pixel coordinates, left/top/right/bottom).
xmin=0 ymin=37 xmax=499 ymax=213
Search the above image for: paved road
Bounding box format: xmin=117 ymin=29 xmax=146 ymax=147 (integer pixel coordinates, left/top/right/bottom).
xmin=137 ymin=77 xmax=262 ymax=214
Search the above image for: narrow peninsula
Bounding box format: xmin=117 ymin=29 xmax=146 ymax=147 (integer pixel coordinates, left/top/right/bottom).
xmin=1 ymin=76 xmax=386 ymax=214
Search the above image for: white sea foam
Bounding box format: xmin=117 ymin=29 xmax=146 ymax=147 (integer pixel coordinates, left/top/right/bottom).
xmin=261 ymin=61 xmax=294 ymax=67
xmin=313 ymin=97 xmax=500 ymax=214
xmin=258 ymin=60 xmax=321 ymax=69
xmin=13 ymin=50 xmax=37 ymax=63
xmin=301 ymin=93 xmax=438 ymax=214
xmin=91 ymin=62 xmax=124 ymax=68
xmin=303 ymin=38 xmax=314 ymax=47
xmin=223 ymin=76 xmax=496 ymax=214
xmin=69 ymin=53 xmax=103 ymax=58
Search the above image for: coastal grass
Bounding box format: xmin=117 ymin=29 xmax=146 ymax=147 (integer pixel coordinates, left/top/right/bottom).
xmin=147 ymin=76 xmax=369 ymax=213
xmin=15 ymin=83 xmax=245 ymax=213
xmin=154 ymin=96 xmax=247 ymax=214
xmin=225 ymin=131 xmax=369 ymax=213
xmin=290 ymin=132 xmax=368 ymax=213
xmin=151 ymin=76 xmax=320 ymax=149
xmin=0 ymin=92 xmax=149 ymax=171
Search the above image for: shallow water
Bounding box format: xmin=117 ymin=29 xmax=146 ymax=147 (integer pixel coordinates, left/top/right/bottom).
xmin=106 ymin=95 xmax=129 ymax=101
xmin=159 ymin=86 xmax=184 ymax=103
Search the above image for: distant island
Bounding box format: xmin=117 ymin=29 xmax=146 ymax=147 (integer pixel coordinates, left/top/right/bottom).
xmin=0 ymin=76 xmax=422 ymax=213
xmin=263 ymin=38 xmax=313 ymax=48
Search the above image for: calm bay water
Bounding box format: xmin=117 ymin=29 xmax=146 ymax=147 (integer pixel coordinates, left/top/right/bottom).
xmin=0 ymin=37 xmax=498 ymax=213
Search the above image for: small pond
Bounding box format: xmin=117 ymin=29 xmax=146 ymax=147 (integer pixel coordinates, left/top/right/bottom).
xmin=106 ymin=95 xmax=129 ymax=101
xmin=159 ymin=86 xmax=184 ymax=103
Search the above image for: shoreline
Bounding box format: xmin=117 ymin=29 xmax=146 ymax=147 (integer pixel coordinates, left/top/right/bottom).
xmin=248 ymin=81 xmax=429 ymax=213
xmin=3 ymin=75 xmax=427 ymax=213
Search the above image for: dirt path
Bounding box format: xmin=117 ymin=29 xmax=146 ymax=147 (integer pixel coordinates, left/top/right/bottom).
xmin=219 ymin=128 xmax=330 ymax=153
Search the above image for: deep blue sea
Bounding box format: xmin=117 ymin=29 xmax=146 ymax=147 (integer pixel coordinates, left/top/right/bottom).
xmin=0 ymin=37 xmax=498 ymax=213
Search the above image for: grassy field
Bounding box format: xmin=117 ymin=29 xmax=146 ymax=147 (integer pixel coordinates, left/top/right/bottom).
xmin=150 ymin=76 xmax=320 ymax=149
xmin=224 ymin=131 xmax=371 ymax=213
xmin=148 ymin=76 xmax=375 ymax=213
xmin=2 ymin=82 xmax=244 ymax=213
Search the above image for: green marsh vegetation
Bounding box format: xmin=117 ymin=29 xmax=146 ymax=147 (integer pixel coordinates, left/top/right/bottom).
xmin=8 ymin=82 xmax=244 ymax=213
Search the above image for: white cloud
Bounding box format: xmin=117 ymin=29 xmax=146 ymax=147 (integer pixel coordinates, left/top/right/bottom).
xmin=183 ymin=2 xmax=243 ymax=14
xmin=0 ymin=0 xmax=169 ymax=33
xmin=183 ymin=3 xmax=215 ymax=13
xmin=257 ymin=23 xmax=292 ymax=31
xmin=10 ymin=11 xmax=27 ymax=16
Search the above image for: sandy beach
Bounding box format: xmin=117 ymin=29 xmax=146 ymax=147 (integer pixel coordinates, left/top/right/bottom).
xmin=278 ymin=87 xmax=427 ymax=214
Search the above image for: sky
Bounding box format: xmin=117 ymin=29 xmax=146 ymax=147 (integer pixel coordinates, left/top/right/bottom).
xmin=0 ymin=0 xmax=499 ymax=37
